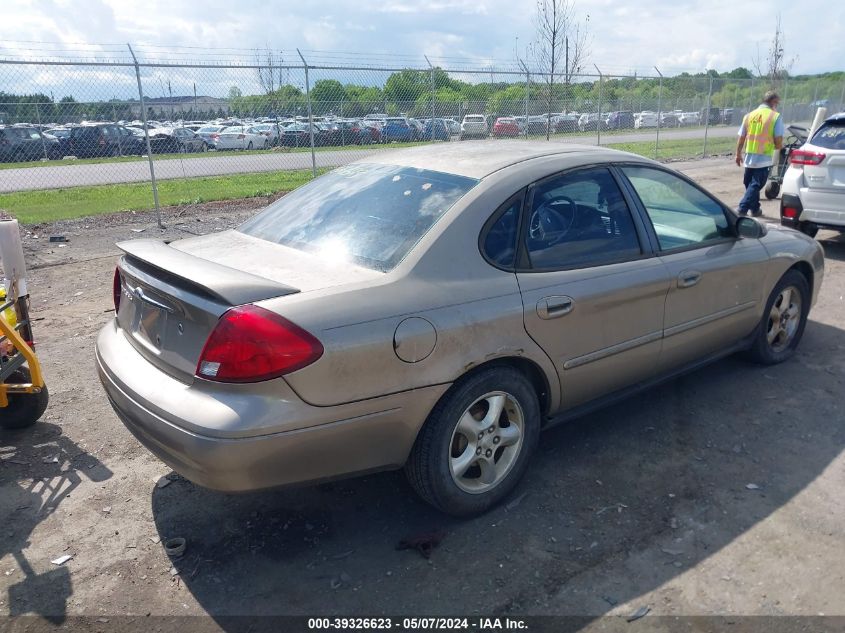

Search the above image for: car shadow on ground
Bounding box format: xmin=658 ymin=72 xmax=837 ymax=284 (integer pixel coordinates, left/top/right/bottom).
xmin=1 ymin=423 xmax=113 ymax=622
xmin=151 ymin=319 xmax=845 ymax=622
xmin=818 ymin=232 xmax=845 ymax=262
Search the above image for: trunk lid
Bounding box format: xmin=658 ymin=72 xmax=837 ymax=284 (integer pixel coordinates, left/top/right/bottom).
xmin=116 ymin=232 xmax=381 ymax=382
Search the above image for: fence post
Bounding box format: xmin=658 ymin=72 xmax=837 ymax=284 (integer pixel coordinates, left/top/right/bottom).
xmin=594 ymin=65 xmax=603 ymax=145
xmin=127 ymin=43 xmax=162 ymax=229
xmin=654 ymin=67 xmax=663 ymax=160
xmin=518 ymin=61 xmax=529 ymax=139
xmin=425 ymin=55 xmax=436 ymax=141
xmin=840 ymin=80 xmax=845 ymax=113
xmin=703 ymin=75 xmax=713 ymax=157
xmin=297 ymin=49 xmax=317 ymax=178
xmin=749 ymin=77 xmax=754 ymax=113
xmin=34 ymin=102 xmax=48 ymax=161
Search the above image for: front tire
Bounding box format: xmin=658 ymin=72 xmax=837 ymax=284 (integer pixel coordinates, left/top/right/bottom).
xmin=1 ymin=368 xmax=49 ymax=430
xmin=745 ymin=270 xmax=810 ymax=365
xmin=405 ymin=366 xmax=540 ymax=516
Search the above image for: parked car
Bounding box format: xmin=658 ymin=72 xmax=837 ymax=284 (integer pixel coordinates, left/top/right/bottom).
xmin=444 ymin=119 xmax=461 ymax=136
xmin=492 ymin=117 xmax=521 ymax=138
xmin=196 ymin=125 xmax=227 ymax=149
xmin=577 ymin=113 xmax=605 ymax=132
xmin=97 ymin=142 xmax=823 ymax=517
xmin=280 ymin=123 xmax=319 ymax=147
xmin=634 ymin=111 xmax=658 ymax=129
xmin=64 ymin=123 xmax=143 ymax=158
xmin=408 ymin=118 xmax=424 ymax=140
xmin=45 ymin=127 xmax=71 ymax=139
xmin=253 ymin=123 xmax=284 ymax=146
xmin=147 ymin=127 xmax=208 ymax=154
xmin=780 ymin=112 xmax=845 ymax=237
xmin=721 ymin=108 xmax=742 ymax=126
xmin=525 ymin=116 xmax=548 ymax=135
xmin=660 ymin=112 xmax=681 ymax=128
xmin=214 ymin=126 xmax=268 ymax=150
xmin=606 ymin=111 xmax=635 ymax=130
xmin=422 ymin=118 xmax=451 ymax=141
xmin=0 ymin=125 xmax=61 ymax=161
xmin=678 ymin=112 xmax=701 ymax=126
xmin=381 ymin=117 xmax=416 ymax=143
xmin=700 ymin=107 xmax=722 ymax=126
xmin=551 ymin=114 xmax=578 ymax=133
xmin=361 ymin=121 xmax=382 ymax=143
xmin=460 ymin=114 xmax=488 ymax=140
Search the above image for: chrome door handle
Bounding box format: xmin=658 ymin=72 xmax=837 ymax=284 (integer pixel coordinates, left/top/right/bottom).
xmin=537 ymin=296 xmax=574 ymax=319
xmin=677 ymin=270 xmax=702 ymax=289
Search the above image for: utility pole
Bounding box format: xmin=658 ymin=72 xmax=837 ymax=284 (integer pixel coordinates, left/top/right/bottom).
xmin=594 ymin=64 xmax=603 ymax=145
xmin=297 ymin=49 xmax=317 ymax=177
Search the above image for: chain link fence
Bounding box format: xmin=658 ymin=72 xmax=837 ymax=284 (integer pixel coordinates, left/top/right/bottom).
xmin=0 ymin=47 xmax=843 ymax=224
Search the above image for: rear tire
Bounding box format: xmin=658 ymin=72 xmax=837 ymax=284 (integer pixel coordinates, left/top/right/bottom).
xmin=405 ymin=366 xmax=540 ymax=517
xmin=1 ymin=368 xmax=49 ymax=430
xmin=745 ymin=270 xmax=810 ymax=365
xmin=764 ymin=181 xmax=780 ymax=199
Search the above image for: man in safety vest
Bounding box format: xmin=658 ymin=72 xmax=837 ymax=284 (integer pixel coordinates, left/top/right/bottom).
xmin=735 ymin=90 xmax=784 ymax=216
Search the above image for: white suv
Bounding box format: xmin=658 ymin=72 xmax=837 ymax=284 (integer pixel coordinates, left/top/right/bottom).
xmin=781 ymin=112 xmax=845 ymax=237
xmin=460 ymin=115 xmax=488 ymax=140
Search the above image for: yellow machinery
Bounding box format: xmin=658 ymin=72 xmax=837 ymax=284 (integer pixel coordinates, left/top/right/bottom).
xmin=1 ymin=279 xmax=49 ymax=429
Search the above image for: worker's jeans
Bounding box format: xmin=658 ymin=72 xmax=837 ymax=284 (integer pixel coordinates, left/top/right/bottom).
xmin=739 ymin=166 xmax=771 ymax=215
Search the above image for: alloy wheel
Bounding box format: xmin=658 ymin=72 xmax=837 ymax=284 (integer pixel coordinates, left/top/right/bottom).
xmin=448 ymin=391 xmax=524 ymax=494
xmin=767 ymin=285 xmax=802 ymax=352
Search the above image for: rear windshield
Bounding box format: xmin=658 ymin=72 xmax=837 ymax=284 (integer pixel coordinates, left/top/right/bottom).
xmin=239 ymin=163 xmax=479 ymax=272
xmin=811 ymin=121 xmax=845 ymax=150
xmin=465 ymin=116 xmax=484 ymax=121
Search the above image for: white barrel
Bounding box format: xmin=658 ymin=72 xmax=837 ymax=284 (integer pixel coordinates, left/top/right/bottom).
xmin=0 ymin=219 xmax=28 ymax=297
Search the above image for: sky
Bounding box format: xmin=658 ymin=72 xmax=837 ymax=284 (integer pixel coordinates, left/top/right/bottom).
xmin=0 ymin=0 xmax=842 ymax=99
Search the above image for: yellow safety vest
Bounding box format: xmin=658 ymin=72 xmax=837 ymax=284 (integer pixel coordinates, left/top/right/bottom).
xmin=744 ymin=106 xmax=780 ymax=156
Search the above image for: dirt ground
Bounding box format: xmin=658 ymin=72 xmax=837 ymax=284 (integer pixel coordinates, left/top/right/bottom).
xmin=1 ymin=157 xmax=844 ymax=629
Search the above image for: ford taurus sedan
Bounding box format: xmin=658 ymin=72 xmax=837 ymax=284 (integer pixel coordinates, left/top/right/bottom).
xmin=96 ymin=142 xmax=824 ymax=516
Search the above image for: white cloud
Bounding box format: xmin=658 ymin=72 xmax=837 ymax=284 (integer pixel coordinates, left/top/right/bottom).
xmin=0 ymin=0 xmax=841 ymax=101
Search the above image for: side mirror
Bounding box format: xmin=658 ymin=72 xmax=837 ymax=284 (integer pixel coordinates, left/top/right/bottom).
xmin=736 ymin=216 xmax=765 ymax=239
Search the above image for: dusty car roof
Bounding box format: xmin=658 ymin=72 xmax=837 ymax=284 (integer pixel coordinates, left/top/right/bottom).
xmin=359 ymin=141 xmax=627 ymax=179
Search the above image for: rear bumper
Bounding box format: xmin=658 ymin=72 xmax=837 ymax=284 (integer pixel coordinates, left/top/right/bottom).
xmin=95 ymin=320 xmax=448 ymax=492
xmin=781 ymin=190 xmax=845 ymax=231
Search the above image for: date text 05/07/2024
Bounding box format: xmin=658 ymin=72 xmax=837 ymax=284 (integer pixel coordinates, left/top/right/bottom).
xmin=307 ymin=617 xmax=528 ymax=630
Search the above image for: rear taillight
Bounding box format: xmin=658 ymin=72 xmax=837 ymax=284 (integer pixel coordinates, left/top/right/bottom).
xmin=211 ymin=134 xmax=220 ymax=140
xmin=790 ymin=150 xmax=826 ymax=166
xmin=196 ymin=305 xmax=323 ymax=383
xmin=782 ymin=207 xmax=799 ymax=219
xmin=113 ymin=267 xmax=122 ymax=313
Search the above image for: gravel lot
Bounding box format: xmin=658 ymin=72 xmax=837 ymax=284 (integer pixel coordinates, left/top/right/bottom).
xmin=1 ymin=157 xmax=844 ymax=629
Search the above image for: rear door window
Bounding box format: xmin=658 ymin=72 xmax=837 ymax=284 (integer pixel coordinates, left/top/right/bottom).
xmin=524 ymin=167 xmax=642 ymax=270
xmin=811 ymin=121 xmax=845 ymax=150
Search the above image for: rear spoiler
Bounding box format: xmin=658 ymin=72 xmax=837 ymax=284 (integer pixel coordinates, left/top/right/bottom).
xmin=116 ymin=239 xmax=300 ymax=306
